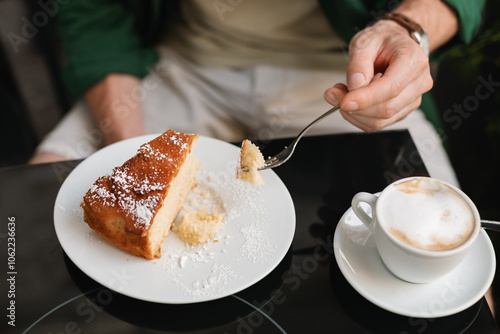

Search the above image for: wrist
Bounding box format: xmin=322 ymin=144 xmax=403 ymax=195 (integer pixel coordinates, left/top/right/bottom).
xmin=388 ymin=0 xmax=459 ymax=52
xmin=376 ymin=13 xmax=429 ymax=56
xmin=85 ymin=74 xmax=144 ymax=145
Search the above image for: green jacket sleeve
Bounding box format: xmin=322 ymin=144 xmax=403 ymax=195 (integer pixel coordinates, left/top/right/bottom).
xmin=318 ymin=0 xmax=486 ymax=51
xmin=58 ymin=0 xmax=159 ymax=99
xmin=444 ymin=0 xmax=486 ymax=44
xmin=430 ymin=0 xmax=486 ymax=60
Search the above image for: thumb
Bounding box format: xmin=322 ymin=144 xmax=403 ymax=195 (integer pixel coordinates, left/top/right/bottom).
xmin=346 ymin=40 xmax=377 ymax=90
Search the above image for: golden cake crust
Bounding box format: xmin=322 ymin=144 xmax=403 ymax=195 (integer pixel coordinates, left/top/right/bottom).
xmin=81 ymin=130 xmax=199 ymax=259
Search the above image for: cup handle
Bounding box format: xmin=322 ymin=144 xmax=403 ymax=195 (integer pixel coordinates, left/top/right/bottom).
xmin=351 ymin=192 xmax=378 ymax=231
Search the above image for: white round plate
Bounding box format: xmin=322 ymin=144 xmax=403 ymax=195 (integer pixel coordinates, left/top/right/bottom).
xmin=54 ymin=134 xmax=295 ymax=304
xmin=333 ymin=206 xmax=496 ymax=318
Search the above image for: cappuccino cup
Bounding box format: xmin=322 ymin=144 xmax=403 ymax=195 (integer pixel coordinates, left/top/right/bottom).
xmin=351 ymin=176 xmax=480 ymax=283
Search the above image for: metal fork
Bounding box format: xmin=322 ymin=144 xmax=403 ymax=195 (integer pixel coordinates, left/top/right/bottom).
xmin=242 ymin=105 xmax=340 ymax=172
xmin=481 ymin=220 xmax=500 ymax=232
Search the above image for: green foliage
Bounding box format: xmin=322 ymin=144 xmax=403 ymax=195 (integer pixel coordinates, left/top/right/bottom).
xmin=447 ymin=0 xmax=500 ymax=65
xmin=445 ymin=0 xmax=500 ymax=137
xmin=435 ymin=0 xmax=500 ymax=218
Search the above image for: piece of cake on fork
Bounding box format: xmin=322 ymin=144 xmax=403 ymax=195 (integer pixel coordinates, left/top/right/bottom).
xmin=237 ymin=139 xmax=265 ymax=186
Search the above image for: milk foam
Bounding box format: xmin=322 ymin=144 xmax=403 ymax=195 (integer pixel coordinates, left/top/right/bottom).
xmin=380 ymin=179 xmax=475 ymax=251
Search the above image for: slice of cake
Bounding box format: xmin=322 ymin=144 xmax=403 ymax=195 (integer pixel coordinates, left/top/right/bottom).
xmin=236 ymin=139 xmax=265 ymax=185
xmin=81 ymin=130 xmax=200 ymax=260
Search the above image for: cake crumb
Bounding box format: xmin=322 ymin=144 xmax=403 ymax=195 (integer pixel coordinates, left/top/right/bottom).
xmin=189 ymin=197 xmax=199 ymax=206
xmin=236 ymin=139 xmax=265 ymax=186
xmin=175 ymin=208 xmax=223 ymax=245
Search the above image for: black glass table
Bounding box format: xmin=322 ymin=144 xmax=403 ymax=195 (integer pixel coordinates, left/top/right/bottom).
xmin=1 ymin=130 xmax=498 ymax=334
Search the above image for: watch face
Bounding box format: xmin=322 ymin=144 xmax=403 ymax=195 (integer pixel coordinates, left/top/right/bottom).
xmin=421 ymin=36 xmax=430 ymax=56
xmin=412 ymin=30 xmax=430 ymax=56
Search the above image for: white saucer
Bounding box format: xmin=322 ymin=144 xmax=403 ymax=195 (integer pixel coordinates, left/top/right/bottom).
xmin=333 ymin=207 xmax=496 ymax=318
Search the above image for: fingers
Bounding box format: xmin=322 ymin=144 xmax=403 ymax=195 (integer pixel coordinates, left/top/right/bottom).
xmin=324 ymin=83 xmax=348 ymax=107
xmin=345 ymin=30 xmax=380 ymax=90
xmin=343 ymin=50 xmax=431 ymax=113
xmin=342 ymin=19 xmax=431 ymax=111
xmin=324 ymin=73 xmax=384 ymax=109
xmin=340 ymin=72 xmax=424 ymax=131
xmin=345 ymin=72 xmax=425 ymax=118
xmin=340 ymin=95 xmax=422 ymax=131
xmin=325 ymin=20 xmax=433 ymax=132
xmin=327 ymin=69 xmax=426 ymax=131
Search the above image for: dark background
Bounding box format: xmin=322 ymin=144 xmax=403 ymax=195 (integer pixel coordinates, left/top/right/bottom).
xmin=431 ymin=0 xmax=500 ymax=320
xmin=1 ymin=0 xmax=500 ymax=324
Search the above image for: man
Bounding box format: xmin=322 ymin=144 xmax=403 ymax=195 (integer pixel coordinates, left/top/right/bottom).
xmin=30 ymin=0 xmax=485 ymax=186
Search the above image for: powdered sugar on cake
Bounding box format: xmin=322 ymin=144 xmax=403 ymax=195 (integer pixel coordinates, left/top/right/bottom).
xmin=89 ymin=182 xmax=116 ymax=207
xmin=84 ymin=131 xmax=193 ymax=231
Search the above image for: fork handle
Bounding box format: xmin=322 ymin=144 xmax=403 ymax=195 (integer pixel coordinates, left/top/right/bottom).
xmin=292 ymin=105 xmax=341 ymax=146
xmin=481 ymin=220 xmax=500 ymax=232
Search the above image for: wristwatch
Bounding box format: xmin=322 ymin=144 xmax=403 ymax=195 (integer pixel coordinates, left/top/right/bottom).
xmin=377 ymin=13 xmax=429 ymax=56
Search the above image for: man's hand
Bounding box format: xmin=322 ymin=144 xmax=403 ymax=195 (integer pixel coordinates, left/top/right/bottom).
xmin=325 ymin=20 xmax=432 ymax=131
xmin=325 ymin=0 xmax=458 ymax=131
xmin=84 ymin=73 xmax=144 ymax=145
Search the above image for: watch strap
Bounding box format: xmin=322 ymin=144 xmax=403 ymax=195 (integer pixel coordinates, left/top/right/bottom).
xmin=377 ymin=13 xmax=424 ymax=44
